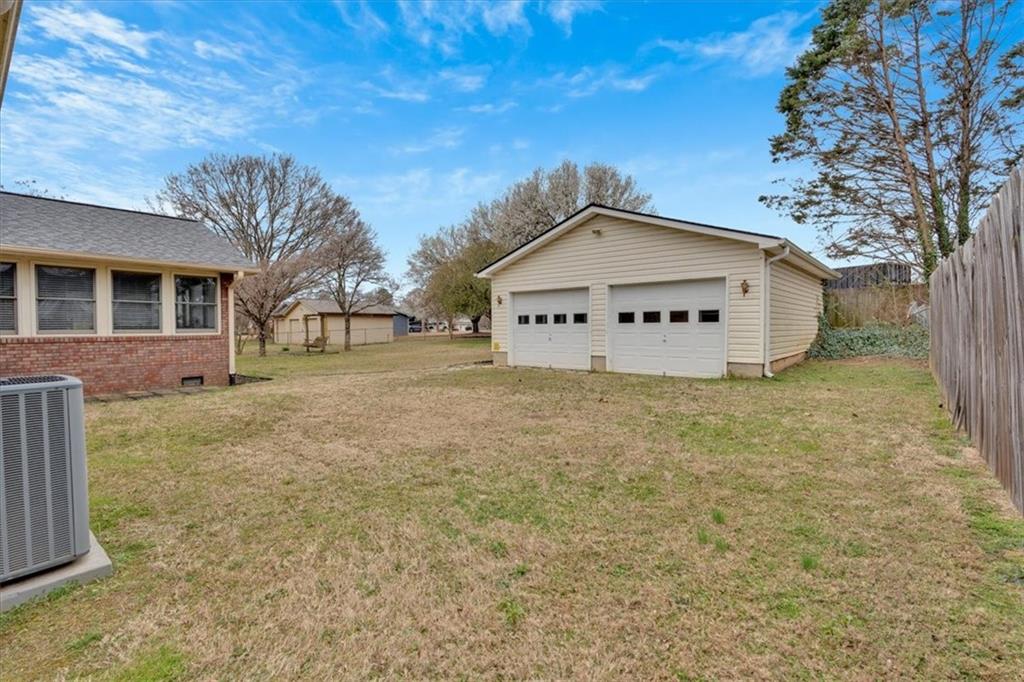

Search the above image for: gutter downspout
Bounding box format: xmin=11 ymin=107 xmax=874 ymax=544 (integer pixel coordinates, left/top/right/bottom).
xmin=763 ymin=243 xmax=790 ymax=378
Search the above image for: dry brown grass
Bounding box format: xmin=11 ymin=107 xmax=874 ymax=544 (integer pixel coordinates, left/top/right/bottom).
xmin=2 ymin=347 xmax=1022 ymax=680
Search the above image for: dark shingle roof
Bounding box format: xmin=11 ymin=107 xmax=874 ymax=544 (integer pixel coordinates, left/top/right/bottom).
xmin=0 ymin=192 xmax=255 ymax=271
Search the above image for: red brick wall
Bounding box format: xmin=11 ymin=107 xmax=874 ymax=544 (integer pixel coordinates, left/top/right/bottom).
xmin=0 ymin=275 xmax=233 ymax=396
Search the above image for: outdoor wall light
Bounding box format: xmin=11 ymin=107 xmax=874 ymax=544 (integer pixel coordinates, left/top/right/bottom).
xmin=741 ymin=279 xmax=750 ymax=296
xmin=496 ymin=295 xmax=503 ymax=305
xmin=592 ymin=228 xmax=602 ymax=235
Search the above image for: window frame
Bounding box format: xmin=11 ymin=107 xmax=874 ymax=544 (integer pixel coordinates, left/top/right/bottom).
xmin=0 ymin=262 xmax=16 ymax=335
xmin=35 ymin=264 xmax=97 ymax=334
xmin=573 ymin=313 xmax=587 ymax=324
xmin=553 ymin=313 xmax=567 ymax=324
xmin=534 ymin=314 xmax=548 ymax=325
xmin=517 ymin=314 xmax=530 ymax=325
xmin=669 ymin=310 xmax=689 ymax=324
xmin=111 ymin=268 xmax=163 ymax=334
xmin=174 ymin=273 xmax=221 ymax=334
xmin=617 ymin=311 xmax=635 ymax=324
xmin=642 ymin=311 xmax=661 ymax=324
xmin=698 ymin=309 xmax=721 ymax=323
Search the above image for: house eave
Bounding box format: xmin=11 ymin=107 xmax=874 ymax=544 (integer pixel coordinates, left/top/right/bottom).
xmin=0 ymin=243 xmax=259 ymax=274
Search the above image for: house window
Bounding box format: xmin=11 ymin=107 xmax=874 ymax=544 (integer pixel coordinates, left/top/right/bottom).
xmin=698 ymin=309 xmax=720 ymax=323
xmin=517 ymin=315 xmax=530 ymax=325
xmin=618 ymin=312 xmax=635 ymax=324
xmin=534 ymin=314 xmax=548 ymax=324
xmin=670 ymin=310 xmax=689 ymax=323
xmin=113 ymin=271 xmax=161 ymax=331
xmin=0 ymin=262 xmax=15 ymax=333
xmin=175 ymin=275 xmax=218 ymax=330
xmin=36 ymin=266 xmax=95 ymax=332
xmin=573 ymin=313 xmax=587 ymax=324
xmin=553 ymin=313 xmax=567 ymax=324
xmin=643 ymin=311 xmax=661 ymax=323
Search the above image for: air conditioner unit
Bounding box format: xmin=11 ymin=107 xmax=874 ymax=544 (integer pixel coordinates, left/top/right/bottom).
xmin=1 ymin=375 xmax=91 ymax=583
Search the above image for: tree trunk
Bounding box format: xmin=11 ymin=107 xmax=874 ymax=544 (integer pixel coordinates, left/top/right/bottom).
xmin=447 ymin=316 xmax=455 ymax=340
xmin=344 ymin=313 xmax=352 ymax=351
xmin=471 ymin=315 xmax=481 ymax=334
xmin=258 ymin=327 xmax=267 ymax=357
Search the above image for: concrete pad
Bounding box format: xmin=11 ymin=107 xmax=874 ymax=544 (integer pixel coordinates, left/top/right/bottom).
xmin=1 ymin=532 xmax=113 ymax=612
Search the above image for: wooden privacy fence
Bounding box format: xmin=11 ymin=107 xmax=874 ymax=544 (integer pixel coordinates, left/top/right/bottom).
xmin=930 ymin=167 xmax=1023 ymax=515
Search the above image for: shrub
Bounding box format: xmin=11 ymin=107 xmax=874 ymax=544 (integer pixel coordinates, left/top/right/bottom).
xmin=809 ymin=314 xmax=928 ymax=360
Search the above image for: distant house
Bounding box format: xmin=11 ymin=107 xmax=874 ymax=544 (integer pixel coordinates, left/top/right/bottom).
xmin=271 ymin=299 xmax=400 ymax=346
xmin=0 ymin=192 xmax=257 ymax=395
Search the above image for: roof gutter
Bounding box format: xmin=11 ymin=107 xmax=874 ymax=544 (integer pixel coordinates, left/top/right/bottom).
xmin=762 ymin=242 xmax=791 ymax=378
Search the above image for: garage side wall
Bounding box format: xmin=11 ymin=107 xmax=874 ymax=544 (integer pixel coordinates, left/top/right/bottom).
xmin=273 ymin=303 xmax=316 ymax=345
xmin=489 ymin=215 xmax=765 ymax=367
xmin=769 ymin=261 xmax=824 ymax=362
xmin=324 ymin=315 xmax=393 ymax=346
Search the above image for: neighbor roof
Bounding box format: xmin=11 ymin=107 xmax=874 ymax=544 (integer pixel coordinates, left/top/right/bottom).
xmin=0 ymin=192 xmax=257 ymax=272
xmin=476 ymin=204 xmax=839 ymax=280
xmin=274 ymin=299 xmax=400 ymax=317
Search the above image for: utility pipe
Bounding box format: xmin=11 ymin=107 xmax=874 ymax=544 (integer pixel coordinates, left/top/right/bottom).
xmin=762 ymin=243 xmax=791 ymax=378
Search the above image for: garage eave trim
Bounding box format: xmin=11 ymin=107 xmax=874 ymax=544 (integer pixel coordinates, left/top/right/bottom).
xmin=476 ymin=205 xmax=783 ymax=278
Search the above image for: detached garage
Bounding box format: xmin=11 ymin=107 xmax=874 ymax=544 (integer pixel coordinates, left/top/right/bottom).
xmin=477 ymin=205 xmax=839 ymax=378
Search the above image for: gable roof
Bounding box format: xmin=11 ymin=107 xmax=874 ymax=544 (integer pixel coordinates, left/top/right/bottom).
xmin=273 ymin=299 xmax=401 ymax=318
xmin=0 ymin=192 xmax=257 ymax=272
xmin=475 ymin=204 xmax=839 ymax=280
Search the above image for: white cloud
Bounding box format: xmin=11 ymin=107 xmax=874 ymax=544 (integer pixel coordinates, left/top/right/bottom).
xmin=438 ymin=66 xmax=490 ymax=92
xmin=193 ymin=39 xmax=247 ymax=62
xmin=651 ymin=11 xmax=812 ymax=76
xmin=462 ymin=101 xmax=517 ymax=114
xmin=362 ymin=67 xmax=431 ymax=102
xmin=397 ymin=0 xmax=531 ymax=56
xmin=541 ymin=66 xmax=659 ymax=98
xmin=389 ymin=127 xmax=465 ymax=154
xmin=546 ymin=1 xmax=602 ymax=37
xmin=31 ymin=3 xmax=160 ymax=58
xmin=334 ymin=0 xmax=389 ymax=38
xmin=512 ymin=138 xmax=530 ymax=150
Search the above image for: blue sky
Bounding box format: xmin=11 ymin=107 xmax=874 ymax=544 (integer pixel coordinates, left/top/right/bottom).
xmin=2 ymin=1 xmax=831 ymax=276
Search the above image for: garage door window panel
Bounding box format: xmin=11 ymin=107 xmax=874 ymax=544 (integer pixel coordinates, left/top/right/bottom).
xmin=574 ymin=313 xmax=587 ymax=324
xmin=517 ymin=315 xmax=529 ymax=324
xmin=618 ymin=312 xmax=635 ymax=324
xmin=670 ymin=310 xmax=689 ymax=323
xmin=698 ymin=309 xmax=720 ymax=323
xmin=534 ymin=314 xmax=548 ymax=324
xmin=643 ymin=311 xmax=661 ymax=323
xmin=553 ymin=314 xmax=567 ymax=324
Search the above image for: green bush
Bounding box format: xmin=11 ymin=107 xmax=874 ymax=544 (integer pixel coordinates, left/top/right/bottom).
xmin=809 ymin=314 xmax=929 ymax=360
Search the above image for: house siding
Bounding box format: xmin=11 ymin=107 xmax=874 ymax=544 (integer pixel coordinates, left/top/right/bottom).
xmin=489 ymin=214 xmax=766 ymax=365
xmin=769 ymin=260 xmax=824 ymax=361
xmin=0 ymin=275 xmax=233 ymax=395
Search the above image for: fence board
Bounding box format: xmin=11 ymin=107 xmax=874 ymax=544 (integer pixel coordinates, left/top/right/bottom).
xmin=930 ymin=168 xmax=1024 ymax=515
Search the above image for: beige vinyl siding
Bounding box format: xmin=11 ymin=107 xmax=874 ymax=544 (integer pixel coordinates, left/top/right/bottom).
xmin=769 ymin=261 xmax=824 ymax=360
xmin=490 ymin=214 xmax=766 ymax=364
xmin=273 ymin=304 xmax=393 ymax=346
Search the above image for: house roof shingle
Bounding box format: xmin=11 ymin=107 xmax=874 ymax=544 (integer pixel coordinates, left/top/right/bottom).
xmin=0 ymin=192 xmax=256 ymax=271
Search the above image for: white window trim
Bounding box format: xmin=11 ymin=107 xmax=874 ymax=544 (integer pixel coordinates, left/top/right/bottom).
xmin=33 ymin=262 xmax=98 ymax=335
xmin=0 ymin=261 xmax=16 ymax=336
xmin=110 ymin=267 xmax=164 ymax=335
xmin=173 ymin=272 xmax=221 ymax=335
xmin=0 ymin=256 xmax=224 ymax=338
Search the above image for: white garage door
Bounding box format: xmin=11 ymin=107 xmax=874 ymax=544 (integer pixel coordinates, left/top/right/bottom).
xmin=512 ymin=289 xmax=590 ymax=370
xmin=609 ymin=279 xmax=726 ymax=378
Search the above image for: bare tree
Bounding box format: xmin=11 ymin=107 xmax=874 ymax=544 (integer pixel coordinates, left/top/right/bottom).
xmin=154 ymin=153 xmax=356 ymax=355
xmin=318 ymin=220 xmax=396 ymax=351
xmin=484 ymin=160 xmax=654 ymax=248
xmin=762 ymin=0 xmax=1022 ymax=278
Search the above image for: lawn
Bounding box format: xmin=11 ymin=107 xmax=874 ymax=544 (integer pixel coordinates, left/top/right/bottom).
xmin=2 ymin=342 xmax=1022 ymax=679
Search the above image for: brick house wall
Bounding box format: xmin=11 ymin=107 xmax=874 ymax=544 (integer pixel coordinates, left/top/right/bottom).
xmin=0 ymin=274 xmax=233 ymax=396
